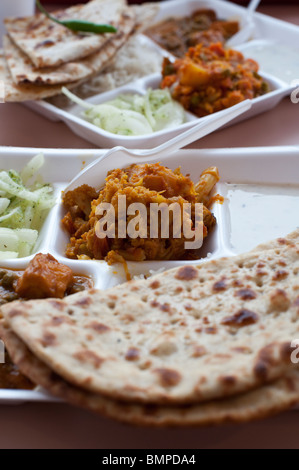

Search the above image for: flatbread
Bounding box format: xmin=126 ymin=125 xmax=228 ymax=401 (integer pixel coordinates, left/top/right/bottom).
xmin=0 ymin=50 xmax=101 ymax=102
xmin=1 ymin=10 xmax=134 ymax=102
xmin=0 ymin=51 xmax=67 ymax=102
xmin=1 ymin=322 xmax=299 ymax=428
xmin=2 ymin=230 xmax=299 ymax=405
xmin=130 ymin=3 xmax=160 ymax=33
xmin=3 ymin=9 xmax=136 ymax=86
xmin=4 ymin=0 xmax=127 ymax=68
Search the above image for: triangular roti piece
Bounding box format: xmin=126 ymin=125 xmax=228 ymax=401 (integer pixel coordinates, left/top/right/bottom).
xmin=130 ymin=2 xmax=160 ymax=32
xmin=3 ymin=9 xmax=136 ymax=86
xmin=1 ymin=323 xmax=299 ymax=427
xmin=4 ymin=0 xmax=127 ymax=68
xmin=2 ymin=230 xmax=299 ymax=404
xmin=0 ymin=51 xmax=67 ymax=102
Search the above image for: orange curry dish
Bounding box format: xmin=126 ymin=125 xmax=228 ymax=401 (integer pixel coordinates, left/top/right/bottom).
xmin=161 ymin=42 xmax=269 ymax=117
xmin=62 ymin=163 xmax=219 ymax=263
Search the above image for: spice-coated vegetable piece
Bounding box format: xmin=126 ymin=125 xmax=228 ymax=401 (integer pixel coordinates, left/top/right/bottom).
xmin=15 ymin=253 xmax=74 ymax=299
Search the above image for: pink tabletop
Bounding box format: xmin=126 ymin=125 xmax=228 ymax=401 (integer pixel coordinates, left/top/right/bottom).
xmin=0 ymin=5 xmax=299 ymax=450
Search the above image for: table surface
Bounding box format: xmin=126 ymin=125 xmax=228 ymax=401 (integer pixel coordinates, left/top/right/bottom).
xmin=0 ymin=4 xmax=299 ymax=450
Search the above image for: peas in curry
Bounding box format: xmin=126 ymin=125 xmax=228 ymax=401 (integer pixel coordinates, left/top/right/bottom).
xmin=161 ymin=42 xmax=269 ymax=117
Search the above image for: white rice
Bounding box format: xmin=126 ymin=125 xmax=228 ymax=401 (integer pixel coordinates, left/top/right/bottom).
xmin=48 ymin=34 xmax=164 ymax=109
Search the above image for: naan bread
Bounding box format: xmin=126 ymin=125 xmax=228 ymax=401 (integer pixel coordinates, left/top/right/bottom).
xmin=1 ymin=322 xmax=299 ymax=427
xmin=5 ymin=0 xmax=127 ymax=68
xmin=3 ymin=9 xmax=136 ymax=86
xmin=2 ymin=230 xmax=299 ymax=405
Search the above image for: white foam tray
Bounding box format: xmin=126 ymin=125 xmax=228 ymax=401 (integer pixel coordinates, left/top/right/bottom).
xmin=0 ymin=144 xmax=299 ymax=404
xmin=24 ymin=0 xmax=297 ymax=149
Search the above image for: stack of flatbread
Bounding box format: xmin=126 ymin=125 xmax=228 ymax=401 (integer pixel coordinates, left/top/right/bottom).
xmin=1 ymin=229 xmax=299 ymax=427
xmin=0 ymin=0 xmax=146 ymax=102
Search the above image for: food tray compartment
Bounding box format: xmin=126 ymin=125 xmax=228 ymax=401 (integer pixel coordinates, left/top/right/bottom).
xmin=145 ymin=0 xmax=299 ymax=68
xmin=26 ymin=70 xmax=292 ymax=150
xmin=236 ymin=39 xmax=299 ymax=85
xmin=144 ymin=0 xmax=248 ymax=41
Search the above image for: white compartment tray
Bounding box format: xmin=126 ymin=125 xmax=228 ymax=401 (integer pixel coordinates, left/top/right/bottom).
xmin=25 ymin=71 xmax=291 ymax=150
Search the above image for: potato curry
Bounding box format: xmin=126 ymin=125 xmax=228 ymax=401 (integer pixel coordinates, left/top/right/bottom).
xmin=62 ymin=163 xmax=219 ymax=263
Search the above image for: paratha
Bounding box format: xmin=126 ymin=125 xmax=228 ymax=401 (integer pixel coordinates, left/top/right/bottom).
xmin=0 ymin=51 xmax=67 ymax=102
xmin=3 ymin=9 xmax=136 ymax=86
xmin=2 ymin=230 xmax=299 ymax=404
xmin=0 ymin=51 xmax=102 ymax=102
xmin=130 ymin=3 xmax=160 ymax=33
xmin=1 ymin=322 xmax=299 ymax=428
xmin=4 ymin=0 xmax=127 ymax=68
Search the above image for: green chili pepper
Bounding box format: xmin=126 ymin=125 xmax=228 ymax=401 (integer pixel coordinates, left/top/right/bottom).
xmin=35 ymin=0 xmax=117 ymax=34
